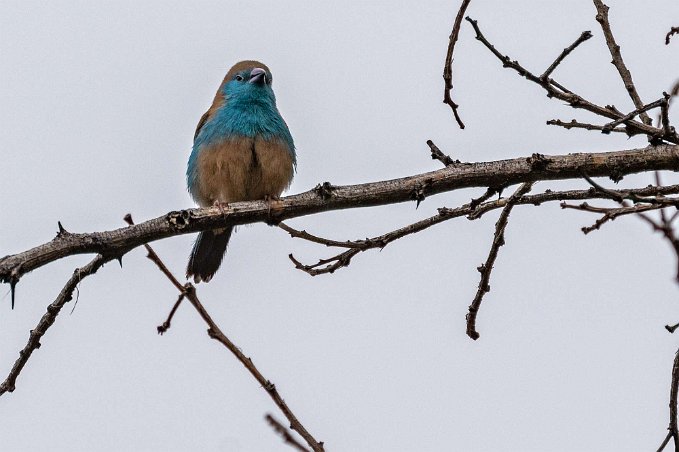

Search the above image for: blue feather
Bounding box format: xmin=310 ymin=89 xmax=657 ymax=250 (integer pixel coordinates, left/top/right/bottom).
xmin=186 ymin=72 xmax=295 ymax=194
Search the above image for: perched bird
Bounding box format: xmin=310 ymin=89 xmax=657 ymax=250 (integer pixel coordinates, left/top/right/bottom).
xmin=186 ymin=60 xmax=296 ymax=282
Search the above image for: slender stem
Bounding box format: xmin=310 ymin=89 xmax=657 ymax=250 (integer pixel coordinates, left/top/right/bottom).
xmin=0 ymin=254 xmax=109 ymax=396
xmin=593 ymin=0 xmax=651 ymax=125
xmin=466 ymin=182 xmax=533 ymax=340
xmin=442 ymin=0 xmax=472 ymax=129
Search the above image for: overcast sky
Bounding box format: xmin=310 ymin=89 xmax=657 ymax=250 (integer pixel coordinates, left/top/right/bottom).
xmin=1 ymin=1 xmax=679 ymax=451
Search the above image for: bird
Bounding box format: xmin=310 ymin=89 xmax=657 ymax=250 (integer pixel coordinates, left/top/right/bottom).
xmin=185 ymin=60 xmax=296 ymax=283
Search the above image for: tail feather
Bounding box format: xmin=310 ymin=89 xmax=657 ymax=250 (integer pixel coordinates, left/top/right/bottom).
xmin=186 ymin=227 xmax=233 ymax=283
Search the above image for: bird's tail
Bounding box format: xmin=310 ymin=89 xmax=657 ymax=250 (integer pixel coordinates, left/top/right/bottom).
xmin=186 ymin=227 xmax=233 ymax=283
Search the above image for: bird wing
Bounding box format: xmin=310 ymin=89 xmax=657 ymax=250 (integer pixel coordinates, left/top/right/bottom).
xmin=194 ymin=110 xmax=211 ymax=141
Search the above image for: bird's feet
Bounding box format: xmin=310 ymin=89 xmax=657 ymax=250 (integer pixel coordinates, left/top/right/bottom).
xmin=264 ymin=194 xmax=283 ymax=225
xmin=212 ymin=200 xmax=229 ymax=214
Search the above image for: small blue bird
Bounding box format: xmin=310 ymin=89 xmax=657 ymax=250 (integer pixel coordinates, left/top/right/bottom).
xmin=186 ymin=60 xmax=296 ymax=282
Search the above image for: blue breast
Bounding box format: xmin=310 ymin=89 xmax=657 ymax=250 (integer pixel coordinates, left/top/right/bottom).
xmin=186 ymin=86 xmax=296 ymax=193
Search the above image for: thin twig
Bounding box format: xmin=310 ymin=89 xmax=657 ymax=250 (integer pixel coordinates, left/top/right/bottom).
xmin=427 ymin=139 xmax=461 ymax=166
xmin=124 ymin=214 xmax=184 ymax=292
xmin=579 ymin=171 xmax=665 ymax=204
xmin=157 ymin=293 xmax=185 ymax=335
xmin=547 ymin=119 xmax=628 ymax=134
xmin=540 ymin=31 xmax=593 ymax=80
xmin=561 ymin=201 xmax=673 ymax=234
xmin=442 ymin=0 xmax=472 ymax=129
xmin=265 ymin=414 xmax=312 ymax=452
xmin=284 ymin=183 xmax=679 ymax=276
xmin=581 ymin=174 xmax=679 ymax=282
xmin=469 ymin=185 xmax=504 ymax=210
xmin=465 ymin=16 xmax=677 ymax=143
xmin=278 ymin=223 xmax=362 ymax=249
xmin=657 ymin=348 xmax=679 ymax=452
xmin=602 ymin=98 xmax=665 ymax=133
xmin=0 ymin=254 xmax=109 ymax=396
xmin=593 ymin=0 xmax=651 ymax=125
xmin=184 ymin=284 xmax=325 ymax=451
xmin=661 ymin=95 xmax=673 ymax=139
xmin=657 ymin=81 xmax=679 ymax=134
xmin=466 ymin=182 xmax=533 ymax=340
xmin=666 ymin=27 xmax=679 ymax=45
xmin=125 ymin=216 xmax=324 ymax=452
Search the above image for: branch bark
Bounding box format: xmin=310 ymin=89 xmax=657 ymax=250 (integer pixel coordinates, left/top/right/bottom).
xmin=2 ymin=144 xmax=679 ymax=289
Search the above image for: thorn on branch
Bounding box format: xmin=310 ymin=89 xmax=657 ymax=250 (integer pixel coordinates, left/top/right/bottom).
xmin=410 ymin=180 xmax=432 ymax=208
xmin=56 ymin=221 xmax=70 ymax=238
xmin=9 ymin=271 xmax=19 ymax=310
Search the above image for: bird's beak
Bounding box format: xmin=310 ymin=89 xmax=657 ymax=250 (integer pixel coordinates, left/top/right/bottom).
xmin=249 ymin=67 xmax=267 ymax=85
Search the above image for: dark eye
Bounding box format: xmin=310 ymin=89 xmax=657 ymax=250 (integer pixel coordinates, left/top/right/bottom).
xmin=235 ymin=75 xmax=243 ymax=81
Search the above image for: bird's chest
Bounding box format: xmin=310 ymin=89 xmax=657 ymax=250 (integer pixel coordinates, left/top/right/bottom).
xmin=193 ymin=136 xmax=294 ymax=206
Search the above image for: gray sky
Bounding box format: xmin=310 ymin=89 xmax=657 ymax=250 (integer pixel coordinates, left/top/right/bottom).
xmin=1 ymin=1 xmax=678 ymax=451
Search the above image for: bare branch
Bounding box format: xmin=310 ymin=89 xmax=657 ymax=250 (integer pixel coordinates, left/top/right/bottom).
xmin=283 ymin=183 xmax=679 ymax=276
xmin=0 ymin=254 xmax=110 ymax=396
xmin=561 ymin=201 xmax=674 ymax=234
xmin=540 ymin=30 xmax=593 ymax=80
xmin=580 ymin=174 xmax=679 ymax=282
xmin=657 ymin=81 xmax=679 ymax=133
xmin=593 ymin=0 xmax=651 ymax=125
xmin=466 ymin=16 xmax=678 ymax=143
xmin=602 ymin=98 xmax=665 ymax=134
xmin=661 ymin=94 xmax=674 ymax=139
xmin=547 ymin=118 xmax=628 ymax=134
xmin=466 ymin=182 xmax=533 ymax=340
xmin=427 ymin=139 xmax=461 ymax=167
xmin=442 ymin=0 xmax=472 ymax=129
xmin=124 ymin=216 xmax=325 ymax=452
xmin=185 ymin=284 xmax=325 ymax=451
xmin=3 ymin=144 xmax=679 ymax=290
xmin=156 ymin=292 xmax=184 ymax=335
xmin=279 ymin=223 xmax=362 ymax=249
xmin=657 ymin=348 xmax=679 ymax=452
